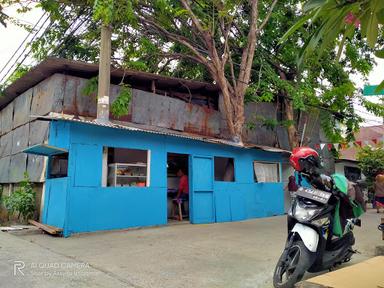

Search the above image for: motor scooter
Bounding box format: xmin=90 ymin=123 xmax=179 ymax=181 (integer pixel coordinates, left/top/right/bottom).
xmin=273 ymin=173 xmax=362 ymax=288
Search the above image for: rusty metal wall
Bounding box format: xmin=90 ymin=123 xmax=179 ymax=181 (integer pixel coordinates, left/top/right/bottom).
xmin=0 ymin=132 xmax=12 ymax=157
xmin=131 ymin=89 xmax=186 ymax=131
xmin=56 ymin=74 xmax=220 ymax=135
xmin=13 ymin=88 xmax=32 ymax=129
xmin=0 ymin=78 xmax=49 ymax=183
xmin=12 ymin=123 xmax=29 ymax=155
xmin=29 ymin=120 xmax=49 ymax=146
xmin=62 ymin=75 xmax=97 ymax=117
xmin=1 ymin=102 xmax=13 ymax=135
xmin=243 ymin=102 xmax=280 ymax=147
xmin=0 ymin=156 xmax=10 ymax=183
xmin=27 ymin=154 xmax=46 ymax=183
xmin=184 ymin=103 xmax=220 ymax=136
xmin=9 ymin=153 xmax=28 ymax=183
xmin=31 ymin=73 xmax=65 ymax=116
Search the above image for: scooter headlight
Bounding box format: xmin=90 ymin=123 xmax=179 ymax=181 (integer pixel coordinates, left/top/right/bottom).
xmin=292 ymin=202 xmax=321 ymax=222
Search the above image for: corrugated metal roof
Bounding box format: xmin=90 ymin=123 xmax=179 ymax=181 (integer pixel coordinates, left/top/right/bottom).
xmin=33 ymin=112 xmax=291 ymax=154
xmin=1 ymin=57 xmax=220 ymax=109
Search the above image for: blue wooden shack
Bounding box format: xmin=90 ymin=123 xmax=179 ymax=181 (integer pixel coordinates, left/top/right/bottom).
xmin=0 ymin=58 xmax=291 ymax=236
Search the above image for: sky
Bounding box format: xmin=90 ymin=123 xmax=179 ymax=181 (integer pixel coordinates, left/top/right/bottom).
xmin=0 ymin=6 xmax=383 ymax=127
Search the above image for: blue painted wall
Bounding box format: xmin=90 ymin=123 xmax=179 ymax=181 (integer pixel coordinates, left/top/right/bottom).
xmin=43 ymin=121 xmax=285 ymax=236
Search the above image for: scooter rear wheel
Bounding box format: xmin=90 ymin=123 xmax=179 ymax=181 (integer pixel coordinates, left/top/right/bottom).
xmin=273 ymin=240 xmax=314 ymax=288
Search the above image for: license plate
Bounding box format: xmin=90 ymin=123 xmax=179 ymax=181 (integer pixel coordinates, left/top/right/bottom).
xmin=296 ymin=187 xmax=332 ymax=204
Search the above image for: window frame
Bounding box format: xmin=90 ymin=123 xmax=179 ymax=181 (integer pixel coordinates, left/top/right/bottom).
xmin=47 ymin=152 xmax=69 ymax=179
xmin=102 ymin=146 xmax=151 ymax=188
xmin=253 ymin=160 xmax=281 ymax=183
xmin=214 ymin=156 xmax=236 ymax=182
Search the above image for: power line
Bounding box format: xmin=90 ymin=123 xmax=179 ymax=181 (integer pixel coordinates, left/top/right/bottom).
xmin=0 ymin=14 xmax=51 ymax=84
xmin=0 ymin=12 xmax=47 ymax=78
xmin=49 ymin=12 xmax=92 ymax=57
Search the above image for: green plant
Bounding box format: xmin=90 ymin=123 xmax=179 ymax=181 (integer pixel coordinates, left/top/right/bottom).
xmin=3 ymin=173 xmax=36 ymax=221
xmin=356 ymin=143 xmax=384 ymax=189
xmin=81 ymin=76 xmax=98 ymax=97
xmin=111 ymin=84 xmax=132 ymax=117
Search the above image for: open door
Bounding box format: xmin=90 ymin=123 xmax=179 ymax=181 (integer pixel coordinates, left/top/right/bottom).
xmin=190 ymin=155 xmax=215 ymax=224
xmin=23 ymin=144 xmax=69 ymax=229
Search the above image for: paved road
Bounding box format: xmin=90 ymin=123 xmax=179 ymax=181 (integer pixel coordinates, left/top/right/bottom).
xmin=1 ymin=210 xmax=383 ymax=288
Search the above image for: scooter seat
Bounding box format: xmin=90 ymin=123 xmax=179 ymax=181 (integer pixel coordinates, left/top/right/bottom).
xmin=328 ymin=232 xmax=355 ymax=251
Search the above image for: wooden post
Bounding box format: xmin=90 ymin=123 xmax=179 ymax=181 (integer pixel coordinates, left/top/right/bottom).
xmin=96 ymin=25 xmax=112 ymax=123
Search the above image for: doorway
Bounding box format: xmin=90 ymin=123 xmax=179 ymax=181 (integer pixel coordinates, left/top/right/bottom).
xmin=167 ymin=153 xmax=190 ymax=223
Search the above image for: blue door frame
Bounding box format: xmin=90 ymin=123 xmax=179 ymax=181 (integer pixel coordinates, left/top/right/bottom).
xmin=190 ymin=155 xmax=215 ymax=224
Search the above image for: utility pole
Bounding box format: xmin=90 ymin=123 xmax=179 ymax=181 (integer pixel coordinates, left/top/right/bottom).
xmin=96 ymin=25 xmax=112 ymax=123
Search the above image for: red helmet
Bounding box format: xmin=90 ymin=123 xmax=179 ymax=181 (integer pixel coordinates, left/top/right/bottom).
xmin=289 ymin=147 xmax=320 ymax=172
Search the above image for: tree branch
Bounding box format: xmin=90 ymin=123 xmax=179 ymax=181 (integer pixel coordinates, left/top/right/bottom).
xmin=180 ymin=0 xmax=209 ymax=40
xmin=139 ymin=16 xmax=210 ymax=67
xmin=237 ymin=0 xmax=259 ymax=91
xmin=257 ymin=0 xmax=278 ymax=32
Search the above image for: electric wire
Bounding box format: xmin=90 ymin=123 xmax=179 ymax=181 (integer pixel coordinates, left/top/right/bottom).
xmin=0 ymin=12 xmax=47 ymax=79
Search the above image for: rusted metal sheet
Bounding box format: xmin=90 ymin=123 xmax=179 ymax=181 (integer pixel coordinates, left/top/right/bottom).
xmin=12 ymin=123 xmax=29 ymax=155
xmin=131 ymin=89 xmax=185 ymax=131
xmin=276 ymin=127 xmax=290 ymax=151
xmin=29 ymin=120 xmax=49 ymax=145
xmin=1 ymin=58 xmax=219 ymax=110
xmin=1 ymin=102 xmax=13 ymax=134
xmin=243 ymin=102 xmax=278 ymax=147
xmin=31 ymin=73 xmax=65 ymax=116
xmin=62 ymin=75 xmax=97 ymax=117
xmin=9 ymin=153 xmax=27 ymax=183
xmin=60 ymin=74 xmax=132 ymax=120
xmin=0 ymin=132 xmax=12 ymax=157
xmin=27 ymin=154 xmax=46 ymax=182
xmin=13 ymin=88 xmax=32 ymax=129
xmin=184 ymin=103 xmax=220 ymax=136
xmin=0 ymin=155 xmax=10 ymax=183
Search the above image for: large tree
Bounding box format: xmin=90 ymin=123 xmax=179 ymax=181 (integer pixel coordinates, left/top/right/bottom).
xmin=1 ymin=0 xmax=382 ymax=148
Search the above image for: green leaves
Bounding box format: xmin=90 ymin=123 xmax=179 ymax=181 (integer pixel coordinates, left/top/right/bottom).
xmin=280 ymin=13 xmax=313 ymax=44
xmin=366 ymin=0 xmax=380 ymax=48
xmin=376 ymin=80 xmax=384 ymax=94
xmin=93 ymin=0 xmax=114 ymax=24
xmin=111 ymin=84 xmax=132 ymax=117
xmin=357 ymin=143 xmax=384 ymax=188
xmin=375 ymin=49 xmax=384 ymax=59
xmin=81 ymin=76 xmax=98 ymax=97
xmin=3 ymin=173 xmax=36 ymax=221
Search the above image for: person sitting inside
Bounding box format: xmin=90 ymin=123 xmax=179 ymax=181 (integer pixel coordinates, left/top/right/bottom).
xmin=176 ymin=167 xmax=189 ymax=201
xmin=172 ymin=167 xmax=189 ymax=220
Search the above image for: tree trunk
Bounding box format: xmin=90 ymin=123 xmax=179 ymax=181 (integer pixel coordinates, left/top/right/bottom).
xmin=284 ymin=98 xmax=299 ymax=149
xmin=279 ymin=71 xmax=299 ymax=150
xmin=215 ymin=72 xmax=245 ymax=143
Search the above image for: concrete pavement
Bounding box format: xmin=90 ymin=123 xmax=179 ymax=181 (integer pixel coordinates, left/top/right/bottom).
xmin=1 ymin=210 xmax=383 ymax=288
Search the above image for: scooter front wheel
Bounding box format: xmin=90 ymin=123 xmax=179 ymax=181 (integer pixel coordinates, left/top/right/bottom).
xmin=273 ymin=240 xmax=314 ymax=288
